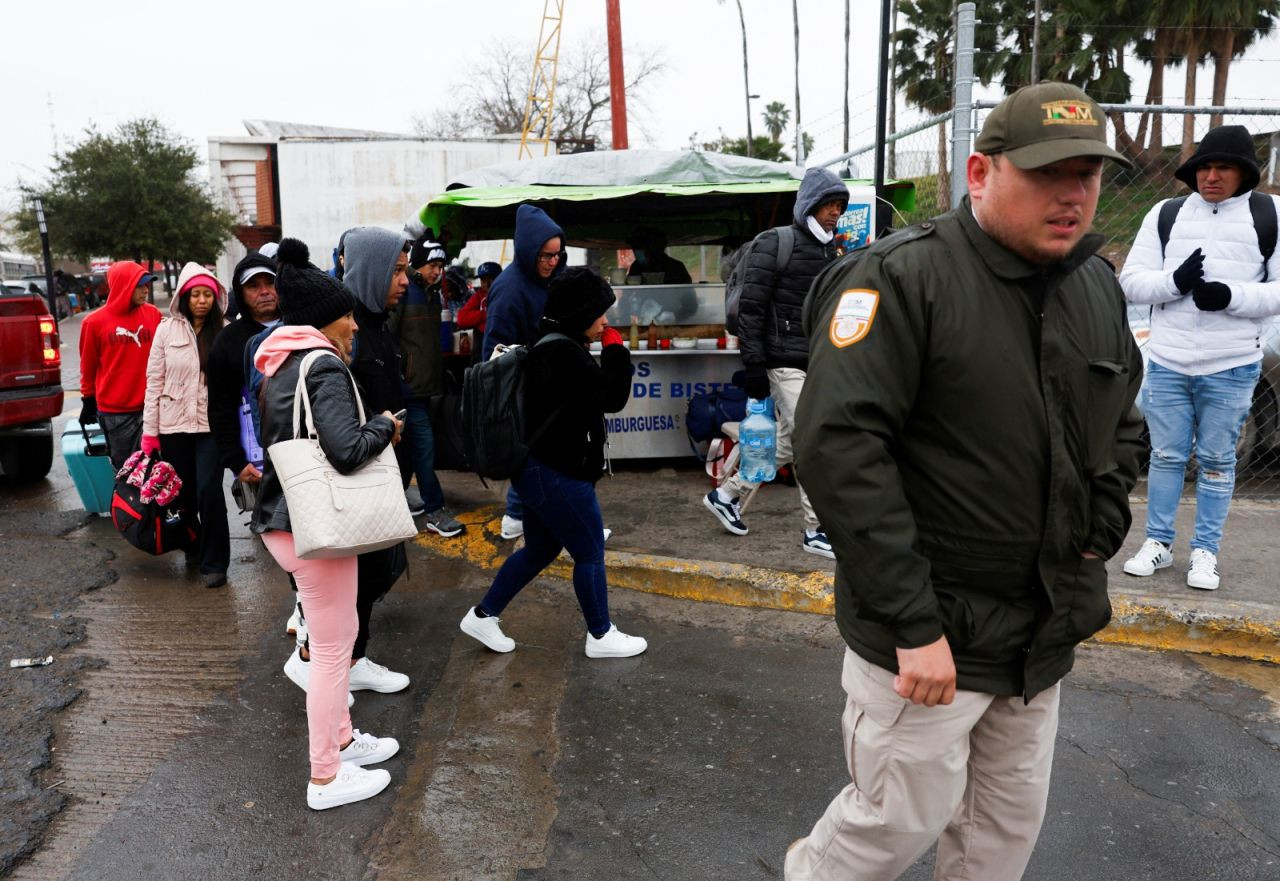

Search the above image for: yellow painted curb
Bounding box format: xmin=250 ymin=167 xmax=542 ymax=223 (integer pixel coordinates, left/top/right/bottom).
xmin=415 ymin=510 xmax=1280 ymax=663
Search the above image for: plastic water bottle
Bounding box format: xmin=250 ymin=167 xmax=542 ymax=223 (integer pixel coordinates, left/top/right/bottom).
xmin=738 ymin=398 xmax=777 ymax=483
xmin=440 ymin=308 xmax=454 ymax=353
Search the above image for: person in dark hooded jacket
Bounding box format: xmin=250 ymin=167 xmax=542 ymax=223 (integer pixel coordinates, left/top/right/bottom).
xmin=482 ymin=204 xmax=567 ymax=540
xmin=458 ymin=267 xmax=646 ymax=659
xmin=703 ymin=167 xmax=849 ymax=559
xmin=207 ymin=251 xmax=278 ymax=485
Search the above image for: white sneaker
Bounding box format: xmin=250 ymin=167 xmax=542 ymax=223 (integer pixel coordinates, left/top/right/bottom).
xmin=500 ymin=514 xmax=524 ymax=540
xmin=306 ymin=764 xmax=390 ymax=810
xmin=1122 ymin=538 xmax=1173 ymax=577
xmin=603 ymin=527 xmax=612 ymax=542
xmin=339 ymin=728 xmax=400 ymax=766
xmin=283 ymin=647 xmax=355 ymax=708
xmin=585 ymin=624 xmax=648 ymax=659
xmin=1187 ymin=548 xmax=1221 ymax=591
xmin=347 ymin=657 xmax=410 ymax=693
xmin=459 ymin=607 xmax=515 ymax=652
xmin=286 ymin=603 xmax=307 ymax=645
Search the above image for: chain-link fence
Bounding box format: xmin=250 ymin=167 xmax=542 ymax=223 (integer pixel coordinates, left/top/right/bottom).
xmin=849 ymin=105 xmax=1280 ymax=498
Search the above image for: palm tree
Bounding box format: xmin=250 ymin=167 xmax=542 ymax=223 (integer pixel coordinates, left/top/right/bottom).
xmin=1208 ymin=1 xmax=1280 ymax=127
xmin=763 ymin=102 xmax=791 ymax=143
xmin=896 ymin=0 xmax=1000 ymax=209
xmin=717 ymin=0 xmax=754 ymax=157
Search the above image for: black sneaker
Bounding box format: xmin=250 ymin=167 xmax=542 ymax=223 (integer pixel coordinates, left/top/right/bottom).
xmin=802 ymin=529 xmax=835 ymax=560
xmin=703 ymin=490 xmax=748 ymax=536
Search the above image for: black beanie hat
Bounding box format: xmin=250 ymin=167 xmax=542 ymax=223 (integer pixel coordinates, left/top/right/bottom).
xmin=1175 ymin=125 xmax=1260 ymax=195
xmin=543 ymin=266 xmax=616 ymax=337
xmin=275 ymin=238 xmax=358 ymax=329
xmin=410 ymin=230 xmax=447 ymax=269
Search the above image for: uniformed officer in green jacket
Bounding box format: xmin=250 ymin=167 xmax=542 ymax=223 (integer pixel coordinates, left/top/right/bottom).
xmin=785 ymin=82 xmax=1145 ymax=881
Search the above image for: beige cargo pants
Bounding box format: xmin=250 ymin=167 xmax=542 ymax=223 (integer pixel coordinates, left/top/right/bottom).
xmin=720 ymin=366 xmax=819 ymax=529
xmin=785 ymin=649 xmax=1061 ymax=881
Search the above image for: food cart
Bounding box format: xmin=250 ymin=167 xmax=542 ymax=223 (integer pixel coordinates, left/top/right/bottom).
xmin=418 ymin=150 xmax=915 ymax=459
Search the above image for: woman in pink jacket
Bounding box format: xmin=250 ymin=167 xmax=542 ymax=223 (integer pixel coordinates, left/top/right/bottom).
xmin=142 ymin=262 xmax=230 ymax=587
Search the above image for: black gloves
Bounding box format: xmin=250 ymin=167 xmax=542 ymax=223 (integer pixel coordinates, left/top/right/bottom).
xmin=1192 ymin=282 xmax=1232 ymax=312
xmin=1172 ymin=248 xmax=1205 ymax=294
xmin=743 ymin=367 xmax=771 ymax=401
xmin=79 ymin=396 xmax=97 ymax=427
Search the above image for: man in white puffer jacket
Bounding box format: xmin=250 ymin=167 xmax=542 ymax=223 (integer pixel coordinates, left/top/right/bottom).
xmin=1119 ymin=125 xmax=1280 ymax=591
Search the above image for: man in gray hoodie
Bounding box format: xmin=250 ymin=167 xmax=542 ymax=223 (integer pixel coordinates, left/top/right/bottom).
xmin=703 ymin=167 xmax=849 ymax=559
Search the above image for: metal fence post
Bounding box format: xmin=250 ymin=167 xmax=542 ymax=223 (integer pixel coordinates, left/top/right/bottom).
xmin=950 ymin=2 xmax=976 ymax=208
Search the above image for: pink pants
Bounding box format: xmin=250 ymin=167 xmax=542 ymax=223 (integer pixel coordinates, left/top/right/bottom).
xmin=261 ymin=530 xmax=357 ymax=779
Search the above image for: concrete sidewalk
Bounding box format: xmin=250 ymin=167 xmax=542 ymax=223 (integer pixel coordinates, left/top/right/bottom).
xmin=423 ymin=464 xmax=1280 ymax=663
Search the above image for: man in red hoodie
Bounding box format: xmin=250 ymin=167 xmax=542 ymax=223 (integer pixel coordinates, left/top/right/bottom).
xmin=78 ymin=261 xmax=163 ymax=469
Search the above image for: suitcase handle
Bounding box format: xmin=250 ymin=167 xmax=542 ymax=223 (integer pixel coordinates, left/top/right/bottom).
xmin=79 ymin=422 xmax=109 ymax=457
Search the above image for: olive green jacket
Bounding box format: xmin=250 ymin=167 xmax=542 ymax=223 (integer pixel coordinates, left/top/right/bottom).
xmin=795 ymin=199 xmax=1144 ymax=699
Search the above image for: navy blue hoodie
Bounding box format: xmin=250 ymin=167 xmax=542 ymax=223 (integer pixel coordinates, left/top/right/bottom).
xmin=481 ymin=204 xmax=566 ymax=360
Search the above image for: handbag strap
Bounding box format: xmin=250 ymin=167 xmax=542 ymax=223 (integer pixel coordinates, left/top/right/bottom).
xmin=291 ymin=349 xmax=369 ymax=440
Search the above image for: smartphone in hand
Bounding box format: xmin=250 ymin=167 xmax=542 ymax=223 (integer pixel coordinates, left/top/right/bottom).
xmin=392 ymin=409 xmax=407 ymax=422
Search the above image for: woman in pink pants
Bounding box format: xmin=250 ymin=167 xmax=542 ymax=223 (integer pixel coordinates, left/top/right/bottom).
xmin=251 ymin=239 xmax=406 ymax=810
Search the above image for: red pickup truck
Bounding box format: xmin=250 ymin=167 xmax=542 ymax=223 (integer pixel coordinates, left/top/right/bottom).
xmin=0 ymin=291 xmax=63 ymax=480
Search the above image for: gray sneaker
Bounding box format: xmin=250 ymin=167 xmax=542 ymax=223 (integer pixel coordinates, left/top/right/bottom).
xmin=424 ymin=508 xmax=464 ymax=538
xmin=404 ymin=485 xmax=426 ymax=516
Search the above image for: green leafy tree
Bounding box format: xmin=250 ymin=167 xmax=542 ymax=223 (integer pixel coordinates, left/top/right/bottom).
xmin=11 ymin=118 xmax=235 ymax=266
xmin=702 ymin=132 xmax=791 ymax=163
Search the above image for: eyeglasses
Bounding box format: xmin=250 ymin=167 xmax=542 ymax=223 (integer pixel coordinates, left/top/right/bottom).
xmin=536 ymin=250 xmax=565 ymax=263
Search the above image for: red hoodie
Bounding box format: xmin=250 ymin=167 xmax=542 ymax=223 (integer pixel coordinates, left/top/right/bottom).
xmin=79 ymin=261 xmax=164 ymax=413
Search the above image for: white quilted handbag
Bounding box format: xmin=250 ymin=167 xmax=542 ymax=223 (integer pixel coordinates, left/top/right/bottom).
xmin=267 ymin=350 xmax=416 ymax=560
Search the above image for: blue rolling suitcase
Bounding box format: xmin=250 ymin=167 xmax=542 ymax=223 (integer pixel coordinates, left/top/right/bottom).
xmin=61 ymin=421 xmax=116 ymax=514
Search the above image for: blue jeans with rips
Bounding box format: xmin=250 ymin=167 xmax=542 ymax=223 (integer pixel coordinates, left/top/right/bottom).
xmin=1143 ymin=359 xmax=1260 ymax=555
xmin=404 ymin=398 xmax=445 ymax=513
xmin=478 ymin=457 xmax=610 ymax=637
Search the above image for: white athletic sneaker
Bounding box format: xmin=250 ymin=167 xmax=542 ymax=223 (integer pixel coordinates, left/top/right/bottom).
xmin=603 ymin=527 xmax=613 ymax=542
xmin=1187 ymin=548 xmax=1221 ymax=591
xmin=286 ymin=603 xmax=307 ymax=646
xmin=338 ymin=728 xmax=400 ymax=766
xmin=585 ymin=624 xmax=648 ymax=659
xmin=306 ymin=764 xmax=391 ymax=810
xmin=459 ymin=607 xmax=516 ymax=652
xmin=283 ymin=647 xmax=355 ymax=708
xmin=500 ymin=514 xmax=524 ymax=540
xmin=347 ymin=657 xmax=410 ymax=693
xmin=1122 ymin=538 xmax=1174 ymax=577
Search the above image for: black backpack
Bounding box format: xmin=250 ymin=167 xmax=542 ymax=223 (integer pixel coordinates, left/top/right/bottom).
xmin=460 ymin=333 xmax=569 ymax=481
xmin=110 ymin=454 xmax=196 ymax=556
xmin=725 ymin=226 xmax=796 ymax=335
xmin=1157 ymin=191 xmax=1277 ymax=281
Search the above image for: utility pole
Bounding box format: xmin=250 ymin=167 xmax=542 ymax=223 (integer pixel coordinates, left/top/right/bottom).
xmin=874 ymin=0 xmax=891 ymax=236
xmin=1031 ymin=0 xmax=1041 ymax=83
xmin=843 ymin=0 xmax=851 ymax=154
xmin=606 ymin=0 xmax=629 ymax=149
xmin=33 ymin=198 xmax=58 ymax=332
xmin=950 ymin=2 xmax=977 ymax=208
xmin=794 ymin=0 xmax=803 ymax=164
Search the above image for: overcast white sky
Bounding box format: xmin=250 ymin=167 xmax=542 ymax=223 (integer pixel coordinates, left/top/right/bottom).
xmin=7 ymin=0 xmax=1280 ymax=219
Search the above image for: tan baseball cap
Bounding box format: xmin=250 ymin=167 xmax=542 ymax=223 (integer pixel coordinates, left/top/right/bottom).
xmin=974 ymin=82 xmax=1132 ymax=170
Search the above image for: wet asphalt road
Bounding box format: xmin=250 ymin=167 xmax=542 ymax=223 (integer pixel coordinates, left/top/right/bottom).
xmin=0 ymin=495 xmax=1277 ymax=880
xmin=1 ymin=311 xmax=1278 ymax=879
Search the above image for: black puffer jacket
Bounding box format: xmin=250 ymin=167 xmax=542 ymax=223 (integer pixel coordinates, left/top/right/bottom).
xmin=524 ymin=329 xmax=632 ymax=483
xmin=251 ymin=350 xmax=396 ymax=534
xmin=738 ymin=167 xmax=849 ymax=371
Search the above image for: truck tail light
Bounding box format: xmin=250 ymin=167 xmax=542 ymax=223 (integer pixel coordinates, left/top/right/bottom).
xmin=39 ymin=316 xmax=61 ymax=367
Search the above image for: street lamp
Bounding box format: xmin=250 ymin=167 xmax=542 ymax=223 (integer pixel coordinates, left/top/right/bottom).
xmin=32 ymin=198 xmax=58 ymax=331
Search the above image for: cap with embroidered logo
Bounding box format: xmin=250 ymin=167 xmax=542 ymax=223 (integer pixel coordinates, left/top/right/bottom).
xmin=974 ymin=82 xmax=1132 ymax=170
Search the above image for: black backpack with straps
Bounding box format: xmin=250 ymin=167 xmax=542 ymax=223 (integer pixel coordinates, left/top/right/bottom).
xmin=1157 ymin=191 xmax=1278 ymax=281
